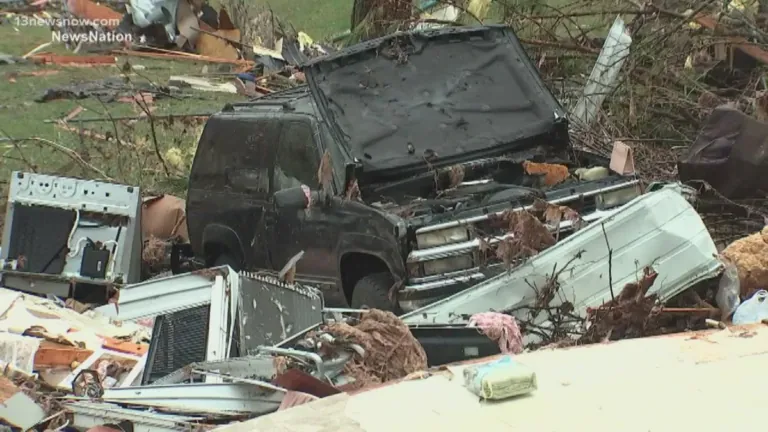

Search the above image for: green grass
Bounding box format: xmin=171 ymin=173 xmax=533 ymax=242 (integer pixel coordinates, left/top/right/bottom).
xmin=269 ymin=0 xmax=352 ymax=39
xmin=0 ymin=25 xmax=245 ymax=195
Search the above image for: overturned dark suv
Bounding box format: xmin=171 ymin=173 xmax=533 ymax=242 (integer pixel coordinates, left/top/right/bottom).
xmin=185 ymin=25 xmax=642 ymax=313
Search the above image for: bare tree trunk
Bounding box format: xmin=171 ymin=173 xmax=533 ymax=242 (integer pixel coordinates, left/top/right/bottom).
xmin=224 ymin=0 xmax=276 ymax=49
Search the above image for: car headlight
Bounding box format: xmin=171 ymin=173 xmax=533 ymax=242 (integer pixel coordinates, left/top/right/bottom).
xmin=422 ymin=255 xmax=474 ymax=276
xmin=416 ymin=227 xmax=470 ymax=248
xmin=596 ymin=183 xmax=642 ymax=210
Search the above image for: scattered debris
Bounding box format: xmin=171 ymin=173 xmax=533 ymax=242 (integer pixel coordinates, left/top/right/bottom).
xmin=66 ymin=0 xmax=122 ymax=27
xmin=6 ymin=3 xmax=768 ymax=427
xmin=582 ymin=266 xmax=660 ymax=343
xmin=0 ymin=53 xmax=27 ymax=65
xmin=35 ymin=77 xmax=172 ymax=103
xmin=0 ymin=375 xmax=46 ymax=430
xmin=169 ymin=75 xmax=238 ymax=93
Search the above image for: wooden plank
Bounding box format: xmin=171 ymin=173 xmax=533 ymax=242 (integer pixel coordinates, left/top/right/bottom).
xmin=101 ymin=337 xmax=148 ymax=356
xmin=29 ymin=54 xmax=117 ymax=65
xmin=33 ymin=341 xmax=93 ymax=368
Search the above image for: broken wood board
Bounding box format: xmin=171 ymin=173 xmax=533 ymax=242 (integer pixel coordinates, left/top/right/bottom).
xmin=33 ymin=340 xmax=93 ymax=367
xmin=30 ymin=54 xmax=117 ymax=65
xmin=102 ymin=337 xmax=148 ymax=356
xmin=195 ymin=8 xmax=240 ymax=60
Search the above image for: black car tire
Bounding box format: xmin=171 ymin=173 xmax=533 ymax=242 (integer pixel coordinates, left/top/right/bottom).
xmin=213 ymin=253 xmax=241 ymax=271
xmin=351 ymin=272 xmax=400 ymax=313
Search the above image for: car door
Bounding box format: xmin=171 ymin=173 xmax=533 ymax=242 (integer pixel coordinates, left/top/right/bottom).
xmin=187 ymin=115 xmax=278 ymax=267
xmin=268 ymin=119 xmax=343 ymax=302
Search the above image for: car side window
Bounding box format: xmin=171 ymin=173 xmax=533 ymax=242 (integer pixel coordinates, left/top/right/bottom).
xmin=274 ymin=120 xmax=320 ymax=190
xmin=190 ymin=116 xmax=279 ymax=194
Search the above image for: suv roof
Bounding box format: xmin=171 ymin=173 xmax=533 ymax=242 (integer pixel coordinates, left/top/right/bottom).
xmin=223 ymin=86 xmax=315 ymax=115
xmin=303 ymin=25 xmax=568 ymax=175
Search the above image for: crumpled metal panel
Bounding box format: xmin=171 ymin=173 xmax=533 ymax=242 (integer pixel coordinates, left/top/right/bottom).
xmin=151 ymin=355 xmax=277 ymax=386
xmin=94 ymin=268 xmax=227 ymax=321
xmin=237 ymin=272 xmax=324 ymax=355
xmin=99 ymin=382 xmax=283 ymax=416
xmin=401 ymin=186 xmax=723 ymax=329
xmin=67 ymin=401 xmax=203 ymax=432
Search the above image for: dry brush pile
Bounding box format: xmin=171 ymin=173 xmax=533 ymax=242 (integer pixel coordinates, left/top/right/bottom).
xmin=494 ymin=0 xmax=768 ymax=244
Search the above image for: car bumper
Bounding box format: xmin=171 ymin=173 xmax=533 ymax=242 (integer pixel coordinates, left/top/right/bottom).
xmin=398 ymin=265 xmax=506 ymax=313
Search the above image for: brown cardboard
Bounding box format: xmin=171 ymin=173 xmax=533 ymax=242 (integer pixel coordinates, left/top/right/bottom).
xmin=609 ymin=141 xmax=636 ymax=175
xmin=141 ymin=195 xmax=189 ymax=242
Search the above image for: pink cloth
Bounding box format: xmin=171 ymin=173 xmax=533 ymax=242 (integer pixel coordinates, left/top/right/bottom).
xmin=468 ymin=312 xmax=523 ymax=354
xmin=137 ymin=317 xmax=155 ymax=328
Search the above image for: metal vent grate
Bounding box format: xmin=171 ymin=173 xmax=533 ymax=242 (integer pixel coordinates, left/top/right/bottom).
xmin=238 ymin=272 xmax=323 ymax=355
xmin=143 ymin=304 xmax=210 ymax=384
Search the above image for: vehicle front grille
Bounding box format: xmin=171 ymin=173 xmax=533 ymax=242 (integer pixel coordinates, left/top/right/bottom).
xmin=406 ymin=180 xmax=642 ymax=281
